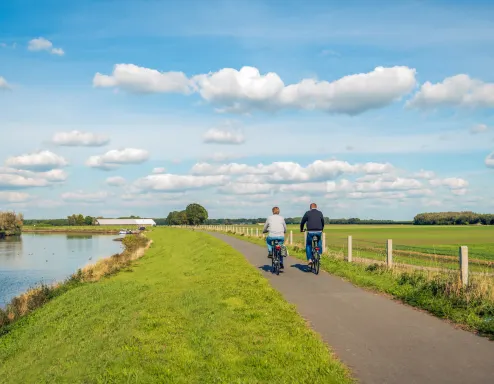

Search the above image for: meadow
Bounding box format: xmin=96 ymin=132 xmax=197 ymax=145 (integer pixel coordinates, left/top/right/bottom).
xmin=240 ymin=224 xmax=494 ymax=272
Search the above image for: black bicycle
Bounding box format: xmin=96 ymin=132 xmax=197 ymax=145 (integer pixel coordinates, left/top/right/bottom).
xmin=302 ymin=230 xmax=321 ymax=275
xmin=309 ymin=234 xmax=321 ymax=275
xmin=271 ymin=240 xmax=282 ymax=275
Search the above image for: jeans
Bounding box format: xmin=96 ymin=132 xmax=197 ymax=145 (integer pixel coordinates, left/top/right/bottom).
xmin=267 ymin=236 xmax=285 ymax=264
xmin=306 ymin=231 xmax=322 ymax=261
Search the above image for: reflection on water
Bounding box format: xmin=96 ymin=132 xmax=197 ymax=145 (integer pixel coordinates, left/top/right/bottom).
xmin=0 ymin=233 xmax=123 ymax=308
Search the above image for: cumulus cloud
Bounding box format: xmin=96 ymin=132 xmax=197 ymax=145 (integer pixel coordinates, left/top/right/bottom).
xmin=61 ymin=191 xmax=110 ymax=203
xmin=5 ymin=150 xmax=68 ymax=171
xmin=203 ymin=128 xmax=245 ymax=144
xmin=151 ymin=167 xmax=166 ymax=174
xmin=27 ymin=37 xmax=64 ymax=55
xmin=413 ymin=170 xmax=436 ymax=179
xmin=52 ymin=130 xmax=110 ymax=147
xmin=408 ymin=74 xmax=494 ymax=109
xmin=485 ymin=152 xmax=494 ymax=168
xmin=429 ymin=177 xmax=468 ymax=189
xmin=0 ymin=191 xmax=32 ymax=203
xmin=93 ymin=64 xmax=190 ymax=94
xmin=0 ymin=167 xmax=67 ymax=189
xmin=86 ymin=148 xmax=149 ymax=170
xmin=106 ymin=176 xmax=126 ymax=186
xmin=134 ymin=174 xmax=229 ymax=192
xmin=94 ymin=65 xmax=417 ymax=115
xmin=192 ymin=159 xmax=394 ymax=184
xmin=0 ymin=173 xmax=49 ymax=189
xmin=0 ymin=76 xmax=11 ymax=90
xmin=470 ymin=124 xmax=489 ymax=134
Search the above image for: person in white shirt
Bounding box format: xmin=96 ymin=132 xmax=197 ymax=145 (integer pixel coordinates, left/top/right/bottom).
xmin=262 ymin=206 xmax=287 ymax=268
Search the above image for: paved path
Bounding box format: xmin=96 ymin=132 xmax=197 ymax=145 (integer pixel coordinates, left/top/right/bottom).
xmin=209 ymin=233 xmax=494 ymax=384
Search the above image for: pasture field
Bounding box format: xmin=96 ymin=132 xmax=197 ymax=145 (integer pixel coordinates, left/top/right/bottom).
xmin=241 ymin=224 xmax=494 ymax=271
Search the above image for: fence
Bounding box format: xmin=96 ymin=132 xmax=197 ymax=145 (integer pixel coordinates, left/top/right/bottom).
xmin=172 ymin=224 xmax=482 ymax=287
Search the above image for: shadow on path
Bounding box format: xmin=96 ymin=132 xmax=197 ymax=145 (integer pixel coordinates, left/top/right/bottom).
xmin=290 ymin=263 xmax=310 ymax=273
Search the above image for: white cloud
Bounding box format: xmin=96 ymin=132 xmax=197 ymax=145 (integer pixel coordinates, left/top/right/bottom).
xmin=429 ymin=177 xmax=469 ymax=189
xmin=218 ymin=182 xmax=274 ymax=195
xmin=134 ymin=174 xmax=229 ymax=192
xmin=0 ymin=173 xmax=49 ymax=189
xmin=106 ymin=176 xmax=127 ymax=186
xmin=5 ymin=150 xmax=68 ymax=171
xmin=193 ymin=65 xmax=417 ymax=114
xmin=408 ymin=74 xmax=494 ymax=109
xmin=0 ymin=76 xmax=11 ymax=90
xmin=52 ymin=130 xmax=110 ymax=147
xmin=151 ymin=167 xmax=166 ymax=174
xmin=61 ymin=191 xmax=110 ymax=203
xmin=27 ymin=37 xmax=64 ymax=56
xmin=192 ymin=159 xmax=394 ymax=183
xmin=413 ymin=170 xmax=436 ymax=179
xmin=470 ymin=124 xmax=489 ymax=134
xmin=121 ymin=192 xmax=185 ymax=201
xmin=94 ymin=65 xmax=417 ymax=115
xmin=485 ymin=152 xmax=494 ymax=168
xmin=41 ymin=169 xmax=68 ymax=182
xmin=86 ymin=148 xmax=149 ymax=170
xmin=93 ymin=64 xmax=191 ymax=94
xmin=0 ymin=191 xmax=32 ymax=203
xmin=203 ymin=128 xmax=245 ymax=144
xmin=50 ymin=48 xmax=65 ymax=56
xmin=452 ymin=188 xmax=467 ymax=196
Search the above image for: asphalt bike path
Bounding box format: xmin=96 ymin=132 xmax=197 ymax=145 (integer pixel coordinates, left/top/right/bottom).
xmin=208 ymin=232 xmax=494 ymax=384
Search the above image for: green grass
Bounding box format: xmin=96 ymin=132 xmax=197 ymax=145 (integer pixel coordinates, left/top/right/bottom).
xmin=226 ymin=232 xmax=494 ymax=338
xmin=0 ymin=228 xmax=352 ymax=384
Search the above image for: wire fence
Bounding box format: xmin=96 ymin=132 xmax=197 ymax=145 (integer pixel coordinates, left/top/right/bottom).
xmin=172 ymin=224 xmax=494 ymax=284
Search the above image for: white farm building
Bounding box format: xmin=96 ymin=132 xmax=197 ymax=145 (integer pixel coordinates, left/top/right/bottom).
xmin=95 ymin=219 xmax=156 ymax=227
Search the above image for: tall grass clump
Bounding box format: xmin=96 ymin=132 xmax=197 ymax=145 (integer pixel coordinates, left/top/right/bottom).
xmin=0 ymin=234 xmax=150 ymax=331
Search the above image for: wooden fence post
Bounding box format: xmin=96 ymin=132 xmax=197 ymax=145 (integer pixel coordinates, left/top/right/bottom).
xmin=348 ymin=236 xmax=352 ymax=262
xmin=386 ymin=239 xmax=393 ymax=267
xmin=459 ymin=246 xmax=469 ymax=287
xmin=289 ymin=231 xmax=293 ymax=245
xmin=256 ymin=228 xmax=259 ymax=237
xmin=322 ymin=233 xmax=326 ymax=253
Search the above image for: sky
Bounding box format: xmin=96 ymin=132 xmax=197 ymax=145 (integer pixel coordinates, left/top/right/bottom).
xmin=0 ymin=0 xmax=493 ymax=220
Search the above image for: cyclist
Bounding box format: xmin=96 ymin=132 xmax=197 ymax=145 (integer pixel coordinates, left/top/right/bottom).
xmin=300 ymin=202 xmax=324 ymax=266
xmin=262 ymin=206 xmax=287 ymax=268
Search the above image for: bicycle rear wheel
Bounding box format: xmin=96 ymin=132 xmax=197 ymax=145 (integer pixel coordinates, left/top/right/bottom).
xmin=314 ymin=254 xmax=320 ymax=275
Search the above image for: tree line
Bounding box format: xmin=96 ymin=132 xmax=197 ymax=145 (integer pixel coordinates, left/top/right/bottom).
xmin=0 ymin=211 xmax=24 ymax=236
xmin=165 ymin=203 xmax=209 ymax=225
xmin=413 ymin=211 xmax=494 ymax=225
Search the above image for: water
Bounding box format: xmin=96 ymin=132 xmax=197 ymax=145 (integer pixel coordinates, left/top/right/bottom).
xmin=0 ymin=233 xmax=123 ymax=308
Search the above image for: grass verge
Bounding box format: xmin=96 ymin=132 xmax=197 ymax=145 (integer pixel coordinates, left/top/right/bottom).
xmin=224 ymin=232 xmax=494 ymax=339
xmin=0 ymin=234 xmax=150 ymax=332
xmin=0 ymin=228 xmax=352 ymax=384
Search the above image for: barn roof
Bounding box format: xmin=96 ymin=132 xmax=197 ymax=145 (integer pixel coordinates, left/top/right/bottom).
xmin=95 ymin=219 xmax=156 ymax=225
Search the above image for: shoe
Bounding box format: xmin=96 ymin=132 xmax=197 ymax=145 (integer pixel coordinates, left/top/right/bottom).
xmin=268 ymin=253 xmax=273 ymax=258
xmin=308 ymin=259 xmax=313 ymax=265
xmin=280 ymin=264 xmax=284 ymax=269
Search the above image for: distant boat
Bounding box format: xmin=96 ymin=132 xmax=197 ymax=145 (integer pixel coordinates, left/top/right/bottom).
xmin=119 ymin=229 xmax=132 ymax=235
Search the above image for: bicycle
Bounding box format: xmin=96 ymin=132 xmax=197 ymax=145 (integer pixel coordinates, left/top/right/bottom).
xmin=302 ymin=230 xmax=321 ymax=275
xmin=271 ymin=239 xmax=282 ymax=275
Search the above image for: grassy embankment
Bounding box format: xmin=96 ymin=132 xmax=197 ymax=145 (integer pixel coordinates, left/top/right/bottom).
xmin=221 ymin=229 xmax=494 ymax=338
xmin=0 ymin=228 xmax=352 ymax=384
xmin=239 ymin=224 xmax=494 ymax=273
xmin=22 ymin=225 xmax=124 ymax=234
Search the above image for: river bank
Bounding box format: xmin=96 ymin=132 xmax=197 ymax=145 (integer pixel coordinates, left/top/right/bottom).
xmin=0 ymin=234 xmax=150 ymax=331
xmin=22 ymin=225 xmax=122 ymax=234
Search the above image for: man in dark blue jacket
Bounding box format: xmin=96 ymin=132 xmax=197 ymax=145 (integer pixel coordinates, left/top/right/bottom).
xmin=300 ymin=203 xmax=325 ymax=265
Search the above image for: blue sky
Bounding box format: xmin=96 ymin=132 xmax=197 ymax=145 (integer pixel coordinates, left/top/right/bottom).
xmin=1 ymin=0 xmax=493 ymax=220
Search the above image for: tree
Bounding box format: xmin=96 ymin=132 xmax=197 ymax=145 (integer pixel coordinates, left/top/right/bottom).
xmin=185 ymin=203 xmax=208 ymax=225
xmin=177 ymin=210 xmax=188 ymax=225
xmin=84 ymin=216 xmax=94 ymax=225
xmin=76 ymin=214 xmax=85 ymax=226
